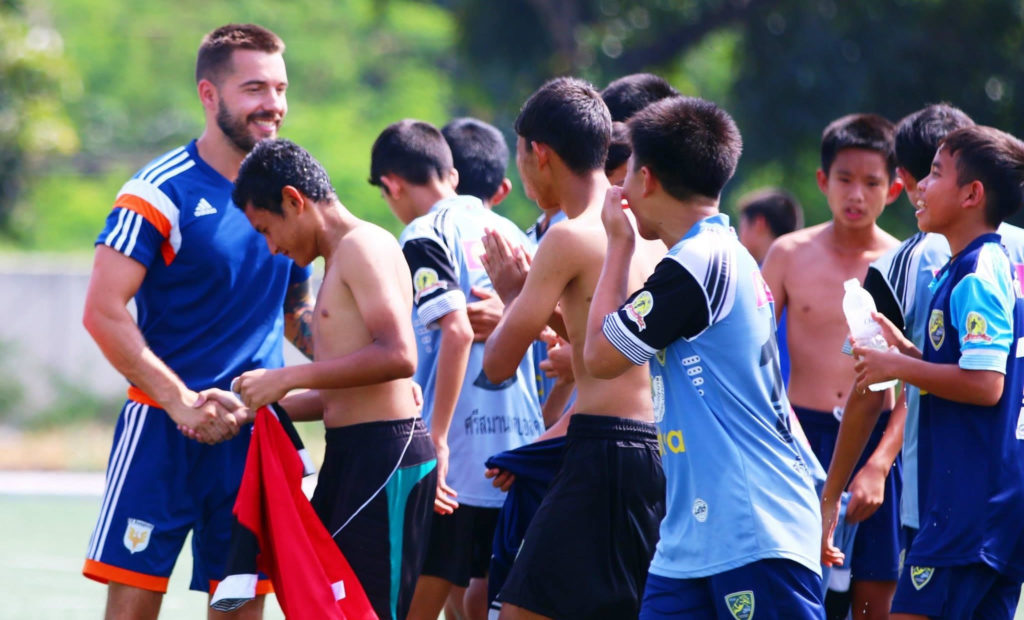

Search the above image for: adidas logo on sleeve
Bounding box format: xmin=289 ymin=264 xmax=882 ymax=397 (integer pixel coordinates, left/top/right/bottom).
xmin=194 ymin=198 xmax=217 ymax=217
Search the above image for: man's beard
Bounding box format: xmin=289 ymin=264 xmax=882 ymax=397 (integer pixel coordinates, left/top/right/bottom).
xmin=216 ymin=99 xmax=275 ymax=153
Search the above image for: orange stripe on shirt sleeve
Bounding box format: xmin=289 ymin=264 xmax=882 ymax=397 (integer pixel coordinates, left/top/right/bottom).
xmin=114 ymin=194 xmax=172 ymax=238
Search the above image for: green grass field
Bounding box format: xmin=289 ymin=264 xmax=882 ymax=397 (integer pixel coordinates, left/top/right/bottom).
xmin=0 ymin=494 xmax=286 ymax=619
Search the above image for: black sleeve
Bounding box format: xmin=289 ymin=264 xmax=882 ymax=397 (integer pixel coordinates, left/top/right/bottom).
xmin=864 ymin=266 xmax=905 ymax=333
xmin=402 ymin=237 xmax=465 ymax=327
xmin=602 ymin=258 xmax=709 ymax=365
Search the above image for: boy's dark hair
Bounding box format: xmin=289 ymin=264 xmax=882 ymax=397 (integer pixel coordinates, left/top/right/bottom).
xmin=442 ymin=117 xmax=508 ymax=201
xmin=820 ymin=113 xmax=897 ymax=181
xmin=895 ymin=104 xmax=974 ymax=182
xmin=369 ymin=119 xmax=454 ymax=191
xmin=515 ymin=77 xmax=611 ymax=176
xmin=196 ymin=24 xmax=284 ymax=85
xmin=605 ymin=121 xmax=631 ymax=175
xmin=941 ymin=125 xmax=1024 ymax=227
xmin=628 ymin=96 xmax=742 ymax=201
xmin=738 ymin=188 xmax=804 ymax=238
xmin=233 ymin=139 xmax=334 ymax=215
xmin=601 ymin=73 xmax=680 ymax=122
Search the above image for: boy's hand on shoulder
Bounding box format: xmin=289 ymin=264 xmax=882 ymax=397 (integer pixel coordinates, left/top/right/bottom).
xmin=601 ymin=186 xmax=635 ymax=247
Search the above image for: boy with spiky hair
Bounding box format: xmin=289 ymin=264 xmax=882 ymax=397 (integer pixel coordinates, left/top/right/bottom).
xmin=762 ymin=113 xmax=903 ymax=618
xmin=853 ymin=125 xmax=1024 ymax=618
xmin=586 ymin=95 xmax=823 ymax=618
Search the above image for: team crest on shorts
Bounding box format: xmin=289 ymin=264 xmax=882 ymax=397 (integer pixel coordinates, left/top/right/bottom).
xmin=625 ymin=291 xmax=654 ymax=331
xmin=928 ymin=309 xmax=945 ymax=350
xmin=910 ymin=566 xmax=934 ymax=590
xmin=124 ymin=518 xmax=154 ymax=554
xmin=724 ymin=590 xmax=754 ymax=620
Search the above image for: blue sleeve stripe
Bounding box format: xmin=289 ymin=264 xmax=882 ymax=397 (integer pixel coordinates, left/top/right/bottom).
xmin=418 ymin=290 xmax=467 ymax=328
xmin=959 ymin=349 xmax=1008 ymax=373
xmin=603 ymin=313 xmax=655 ymax=366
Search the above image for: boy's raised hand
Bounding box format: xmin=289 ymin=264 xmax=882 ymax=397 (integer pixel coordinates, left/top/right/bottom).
xmin=601 ymin=186 xmax=635 ymax=246
xmin=480 ymin=229 xmax=530 ymax=303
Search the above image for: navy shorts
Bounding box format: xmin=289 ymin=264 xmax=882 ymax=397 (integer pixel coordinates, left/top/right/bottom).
xmin=794 ymin=406 xmax=903 ymax=581
xmin=498 ymin=414 xmax=665 ymax=619
xmin=420 ymin=504 xmax=500 ymax=587
xmin=639 ymin=559 xmax=824 ymax=620
xmin=312 ymin=417 xmax=437 ymax=620
xmin=83 ymin=399 xmax=258 ymax=593
xmin=891 ymin=562 xmax=1020 ymax=618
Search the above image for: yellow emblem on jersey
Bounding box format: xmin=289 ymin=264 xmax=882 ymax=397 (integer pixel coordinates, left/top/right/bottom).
xmin=910 ymin=566 xmax=934 ymax=590
xmin=928 ymin=309 xmax=945 ymax=350
xmin=963 ymin=311 xmax=992 ymax=344
xmin=626 ymin=291 xmax=654 ymax=331
xmin=412 ymin=267 xmax=443 ymax=303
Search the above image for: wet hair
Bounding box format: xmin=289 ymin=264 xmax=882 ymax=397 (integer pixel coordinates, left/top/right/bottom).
xmin=195 ymin=23 xmax=284 ymax=85
xmin=368 ymin=119 xmax=453 ymax=191
xmin=601 ymin=73 xmax=679 ymax=122
xmin=895 ymin=104 xmax=974 ymax=182
xmin=737 ymin=188 xmax=803 ymax=238
xmin=820 ymin=113 xmax=896 ymax=181
xmin=442 ymin=117 xmax=509 ymax=201
xmin=628 ymin=96 xmax=742 ymax=201
xmin=940 ymin=125 xmax=1024 ymax=226
xmin=515 ymin=77 xmax=611 ymax=176
xmin=233 ymin=138 xmax=334 ymax=214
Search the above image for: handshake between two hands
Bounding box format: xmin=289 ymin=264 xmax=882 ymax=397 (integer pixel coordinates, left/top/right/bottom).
xmin=175 ymin=387 xmax=250 ymax=445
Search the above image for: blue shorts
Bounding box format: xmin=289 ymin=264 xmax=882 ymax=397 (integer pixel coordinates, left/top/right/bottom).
xmin=891 ymin=562 xmax=1020 ymax=618
xmin=794 ymin=406 xmax=903 ymax=581
xmin=639 ymin=559 xmax=824 ymax=620
xmin=83 ymin=399 xmax=261 ymax=593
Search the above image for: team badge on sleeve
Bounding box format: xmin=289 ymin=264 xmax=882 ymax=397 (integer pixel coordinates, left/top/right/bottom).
xmin=910 ymin=566 xmax=934 ymax=590
xmin=626 ymin=291 xmax=654 ymax=331
xmin=123 ymin=518 xmax=154 ymax=554
xmin=928 ymin=309 xmax=945 ymax=350
xmin=413 ymin=267 xmax=443 ymax=303
xmin=963 ymin=311 xmax=992 ymax=344
xmin=724 ymin=590 xmax=754 ymax=620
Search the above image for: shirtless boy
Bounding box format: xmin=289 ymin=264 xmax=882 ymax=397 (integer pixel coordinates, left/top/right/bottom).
xmin=482 ymin=77 xmax=666 ymax=620
xmin=230 ymin=138 xmax=437 ymax=620
xmin=762 ymin=113 xmax=902 ymax=619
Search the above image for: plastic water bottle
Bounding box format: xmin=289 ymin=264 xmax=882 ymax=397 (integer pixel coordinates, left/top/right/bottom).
xmin=842 ymin=278 xmax=898 ymax=391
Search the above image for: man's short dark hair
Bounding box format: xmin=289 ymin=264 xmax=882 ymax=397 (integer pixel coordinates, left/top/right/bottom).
xmin=738 ymin=188 xmax=804 ymax=238
xmin=515 ymin=77 xmax=611 ymax=176
xmin=601 ymin=73 xmax=680 ymax=122
xmin=196 ymin=24 xmax=284 ymax=85
xmin=820 ymin=113 xmax=897 ymax=181
xmin=233 ymin=139 xmax=334 ymax=214
xmin=628 ymin=96 xmax=742 ymax=201
xmin=895 ymin=104 xmax=974 ymax=182
xmin=369 ymin=119 xmax=453 ymax=191
xmin=941 ymin=126 xmax=1024 ymax=227
xmin=442 ymin=117 xmax=508 ymax=201
xmin=605 ymin=122 xmax=631 ymax=175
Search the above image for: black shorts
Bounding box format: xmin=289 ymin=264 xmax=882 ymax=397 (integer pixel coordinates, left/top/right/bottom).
xmin=311 ymin=417 xmax=437 ymax=620
xmin=498 ymin=414 xmax=665 ymax=619
xmin=420 ymin=504 xmax=500 ymax=587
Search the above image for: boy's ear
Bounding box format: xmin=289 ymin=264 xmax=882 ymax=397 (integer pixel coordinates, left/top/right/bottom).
xmin=281 ymin=185 xmax=305 ymax=215
xmin=815 ymin=169 xmax=829 ymax=195
xmin=896 ymin=167 xmax=918 ymax=195
xmin=531 ymin=141 xmax=550 ymax=168
xmin=962 ymin=179 xmax=986 ymax=211
xmin=379 ymin=174 xmax=403 ymax=199
xmin=885 ymin=175 xmax=905 ymax=206
xmin=641 ymin=165 xmax=658 ymax=197
xmin=489 ymin=178 xmax=513 ymax=207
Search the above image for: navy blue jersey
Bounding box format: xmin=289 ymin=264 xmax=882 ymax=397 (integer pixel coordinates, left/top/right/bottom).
xmin=911 ymin=233 xmax=1024 ymax=579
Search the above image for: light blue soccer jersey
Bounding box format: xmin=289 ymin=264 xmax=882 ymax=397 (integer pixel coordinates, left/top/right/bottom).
xmin=400 ymin=195 xmax=543 ymax=508
xmin=866 ymin=224 xmax=1024 ymax=529
xmin=603 ymin=213 xmax=821 ymax=579
xmin=95 ymin=140 xmax=310 ymax=394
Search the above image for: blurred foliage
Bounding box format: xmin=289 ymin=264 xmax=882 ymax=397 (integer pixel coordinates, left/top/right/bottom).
xmin=6 ymin=0 xmax=1024 ymax=249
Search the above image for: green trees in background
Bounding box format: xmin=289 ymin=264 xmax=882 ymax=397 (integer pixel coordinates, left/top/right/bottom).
xmin=5 ymin=0 xmax=1024 ymax=249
